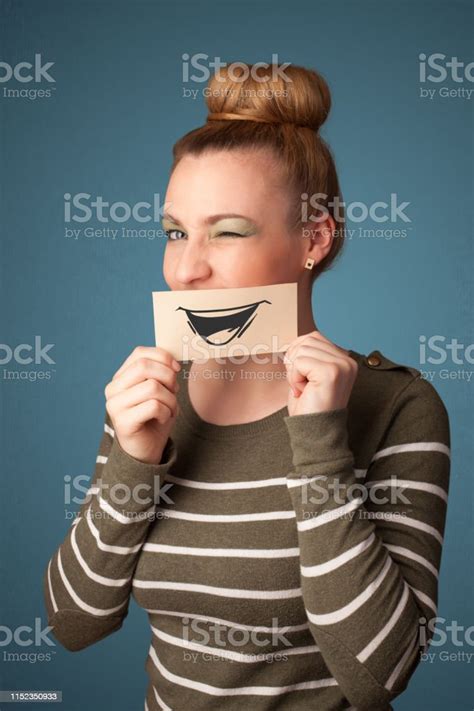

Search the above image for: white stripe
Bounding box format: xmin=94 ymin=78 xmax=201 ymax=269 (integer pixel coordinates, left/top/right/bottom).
xmin=148 ymin=644 xmax=338 ymax=696
xmin=286 ymin=474 xmax=327 ymax=489
xmin=371 ymin=442 xmax=450 ymax=462
xmin=164 ymin=473 xmax=288 ymax=490
xmin=96 ymin=455 xmax=108 ymax=464
xmin=70 ymin=524 xmax=131 ymax=586
xmin=151 ymin=625 xmax=320 ymax=662
xmin=142 ymin=542 xmax=300 ymax=558
xmin=56 ymin=549 xmax=127 ymax=616
xmin=301 ymin=533 xmax=375 ymax=578
xmin=104 ymin=423 xmax=115 ymax=438
xmin=144 ymin=608 xmax=309 ymax=633
xmin=153 ymin=686 xmax=171 ymax=711
xmin=365 ymin=478 xmax=448 ymax=502
xmin=70 ymin=486 xmax=98 ymax=528
xmin=154 ymin=507 xmax=296 ymax=522
xmin=408 ymin=585 xmax=437 ymax=616
xmin=357 ymin=582 xmax=410 ymax=662
xmin=297 ymin=497 xmax=362 ymax=532
xmin=384 ymin=543 xmax=439 ymax=579
xmin=287 ymin=469 xmax=367 ymax=488
xmin=133 ymin=579 xmax=302 ymax=600
xmin=85 ymin=504 xmax=143 ymax=554
xmin=369 ymin=512 xmax=443 ymax=545
xmin=384 ymin=627 xmax=419 ymax=691
xmin=47 ymin=560 xmax=58 ymax=613
xmin=98 ymin=495 xmax=155 ymax=524
xmin=144 ymin=699 xmax=149 ymax=711
xmin=306 ymin=556 xmax=392 ymax=625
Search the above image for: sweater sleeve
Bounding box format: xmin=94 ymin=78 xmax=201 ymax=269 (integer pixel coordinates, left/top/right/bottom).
xmin=42 ymin=409 xmax=178 ymax=652
xmin=283 ymin=376 xmax=450 ymax=711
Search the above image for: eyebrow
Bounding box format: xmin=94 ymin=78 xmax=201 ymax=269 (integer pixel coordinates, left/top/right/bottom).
xmin=162 ymin=212 xmax=257 ymax=226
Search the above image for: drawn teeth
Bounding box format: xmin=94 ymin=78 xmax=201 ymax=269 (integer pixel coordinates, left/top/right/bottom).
xmin=175 ymin=300 xmax=271 ymax=346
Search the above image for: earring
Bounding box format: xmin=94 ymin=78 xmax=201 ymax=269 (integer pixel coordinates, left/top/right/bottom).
xmin=305 ymin=257 xmax=315 ymax=270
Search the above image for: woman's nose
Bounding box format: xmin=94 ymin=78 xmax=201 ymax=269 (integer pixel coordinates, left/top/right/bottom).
xmin=174 ymin=243 xmax=212 ymax=285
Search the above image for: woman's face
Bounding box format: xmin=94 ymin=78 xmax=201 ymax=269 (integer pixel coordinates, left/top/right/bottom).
xmin=162 ymin=149 xmax=309 ymax=291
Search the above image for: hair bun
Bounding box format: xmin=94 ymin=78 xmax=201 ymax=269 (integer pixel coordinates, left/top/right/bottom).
xmin=205 ymin=63 xmax=331 ymax=132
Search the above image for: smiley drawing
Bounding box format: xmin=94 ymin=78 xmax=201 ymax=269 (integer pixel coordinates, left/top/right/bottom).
xmin=175 ymin=299 xmax=271 ymax=346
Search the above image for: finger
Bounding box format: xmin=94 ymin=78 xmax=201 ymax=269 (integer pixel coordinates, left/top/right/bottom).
xmin=311 ymin=331 xmax=350 ymax=357
xmin=106 ymin=359 xmax=178 ymax=399
xmin=284 ymin=335 xmax=324 ymax=392
xmin=107 ymin=379 xmax=178 ymax=418
xmin=289 ymin=341 xmax=349 ymax=363
xmin=113 ymin=346 xmax=180 ymax=381
xmin=285 ymin=337 xmax=352 ymax=396
xmin=122 ymin=399 xmax=174 ymax=433
xmin=283 ymin=331 xmax=318 ymax=360
xmin=286 ymin=330 xmax=349 ymax=359
xmin=285 ymin=348 xmax=352 ymax=391
xmin=285 ymin=337 xmax=346 ymax=367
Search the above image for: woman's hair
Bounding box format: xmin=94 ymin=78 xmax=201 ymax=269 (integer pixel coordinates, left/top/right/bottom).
xmin=171 ymin=62 xmax=345 ymax=282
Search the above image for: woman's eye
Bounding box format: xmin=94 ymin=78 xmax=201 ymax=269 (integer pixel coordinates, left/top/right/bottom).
xmin=164 ymin=230 xmax=247 ymax=240
xmin=165 ymin=229 xmax=186 ymax=240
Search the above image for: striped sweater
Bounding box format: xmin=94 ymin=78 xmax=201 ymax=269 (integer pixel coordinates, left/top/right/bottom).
xmin=43 ymin=348 xmax=451 ymax=711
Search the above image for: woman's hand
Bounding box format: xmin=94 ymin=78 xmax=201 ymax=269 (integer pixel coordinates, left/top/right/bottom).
xmin=104 ymin=346 xmax=181 ymax=464
xmin=283 ymin=330 xmax=358 ymax=416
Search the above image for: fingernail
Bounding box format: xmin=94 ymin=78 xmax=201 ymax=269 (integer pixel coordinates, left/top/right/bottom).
xmin=172 ymin=360 xmax=181 ymax=371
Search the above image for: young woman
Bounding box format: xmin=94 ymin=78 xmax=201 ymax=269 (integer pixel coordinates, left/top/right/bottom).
xmin=43 ymin=63 xmax=451 ymax=710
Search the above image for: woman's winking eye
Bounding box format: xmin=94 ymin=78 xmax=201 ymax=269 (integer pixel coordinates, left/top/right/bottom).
xmin=163 ymin=229 xmax=251 ymax=241
xmin=162 ymin=215 xmax=258 ymax=242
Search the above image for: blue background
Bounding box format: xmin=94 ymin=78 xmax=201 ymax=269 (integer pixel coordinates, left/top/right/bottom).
xmin=1 ymin=0 xmax=472 ymax=709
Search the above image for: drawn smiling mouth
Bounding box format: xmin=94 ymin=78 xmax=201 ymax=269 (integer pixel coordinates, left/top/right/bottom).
xmin=175 ymin=300 xmax=271 ymax=346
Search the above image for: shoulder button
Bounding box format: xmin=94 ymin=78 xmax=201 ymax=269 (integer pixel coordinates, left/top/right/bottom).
xmin=366 ymin=353 xmax=381 ymax=367
xmin=363 ymin=349 xmax=421 ymax=377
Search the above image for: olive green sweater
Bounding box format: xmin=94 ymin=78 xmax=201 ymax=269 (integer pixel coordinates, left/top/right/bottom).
xmin=43 ymin=348 xmax=451 ymax=711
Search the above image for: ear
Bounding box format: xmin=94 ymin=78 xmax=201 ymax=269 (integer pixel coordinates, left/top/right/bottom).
xmin=303 ymin=215 xmax=336 ymax=264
